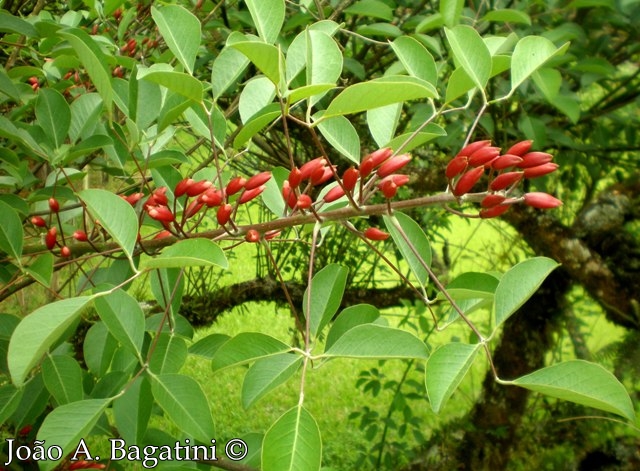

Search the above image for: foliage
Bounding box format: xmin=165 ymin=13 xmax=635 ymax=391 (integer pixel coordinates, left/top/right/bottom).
xmin=0 ymin=1 xmax=638 ymax=470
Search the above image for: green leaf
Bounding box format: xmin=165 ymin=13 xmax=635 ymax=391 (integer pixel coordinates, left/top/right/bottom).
xmin=261 ymin=166 xmax=288 ymax=217
xmin=246 ymin=0 xmax=285 ymax=44
xmin=233 ymin=102 xmax=281 ymax=148
xmin=287 ymin=83 xmax=335 ymax=104
xmin=211 ymin=45 xmax=250 ymax=99
xmin=426 ymin=343 xmax=481 ymax=413
xmin=0 ymin=384 xmax=23 ymax=427
xmin=0 ymin=10 xmax=38 ymax=36
xmin=189 ymin=333 xmax=231 ymax=359
xmin=151 ymin=5 xmax=200 ymax=75
xmin=94 ymin=289 xmax=145 ymax=359
xmin=35 ymin=88 xmax=71 ymax=149
xmin=325 ymin=304 xmax=380 ymax=351
xmin=69 ymin=93 xmax=103 ymax=142
xmin=143 ymin=239 xmax=228 ymax=270
xmin=148 ymin=334 xmax=188 ymax=374
xmin=36 ymin=398 xmax=111 ymax=471
xmin=149 ymin=373 xmax=216 ymax=442
xmin=324 ymin=324 xmax=429 ymax=359
xmin=304 ymin=264 xmax=348 ymax=338
xmin=383 ymin=212 xmax=432 ymax=289
xmin=344 ymin=0 xmax=394 ymax=21
xmin=79 ymin=189 xmax=138 ymax=264
xmin=242 ymin=353 xmax=302 ymax=409
xmin=482 ymin=9 xmax=531 ymax=25
xmin=306 ymin=30 xmax=342 ymax=105
xmin=59 ymin=28 xmax=113 ymax=120
xmin=356 ymin=23 xmax=402 ymax=39
xmin=211 ymin=332 xmax=290 ymax=372
xmin=445 ymin=26 xmax=492 ymax=91
xmin=113 ymin=376 xmax=153 ymax=445
xmin=0 ymin=67 xmax=20 ymax=102
xmin=324 ymin=76 xmax=437 ymax=118
xmin=138 ymin=66 xmax=203 ymax=103
xmin=0 ymin=200 xmax=24 ymax=261
xmin=440 ymin=0 xmax=464 ymax=27
xmin=8 ymin=296 xmax=92 ymax=386
xmin=511 ymin=36 xmax=569 ymax=92
xmin=391 ymin=36 xmax=437 ymax=85
xmin=150 ymin=267 xmax=184 ymax=321
xmin=240 ymin=76 xmax=276 ymax=123
xmin=9 ymin=373 xmax=49 ymax=429
xmin=386 ymin=125 xmax=447 ymax=153
xmin=42 ymin=355 xmax=84 ymax=405
xmin=316 ymin=116 xmax=360 ymax=164
xmin=367 ymin=103 xmax=402 ymax=148
xmin=83 ymin=322 xmax=118 ymax=376
xmin=494 ymin=257 xmax=559 ymax=328
xmin=512 ymin=360 xmax=636 ymax=422
xmin=232 ymin=42 xmax=283 ymax=85
xmin=262 ymin=405 xmax=321 ymax=471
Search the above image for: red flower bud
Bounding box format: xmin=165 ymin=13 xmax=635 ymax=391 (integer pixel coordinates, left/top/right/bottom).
xmin=18 ymin=424 xmax=32 ymax=436
xmin=381 ymin=174 xmax=410 ymax=187
xmin=45 ymin=227 xmax=57 ymax=250
xmin=506 ymin=140 xmax=533 ymax=157
xmin=446 ymin=156 xmax=468 ymax=179
xmin=148 ymin=206 xmax=175 ymax=222
xmin=379 ymin=179 xmax=398 ymax=199
xmin=523 ymin=163 xmax=559 ymax=178
xmin=245 ymin=229 xmax=260 ymax=243
xmin=184 ymin=200 xmax=204 ymax=218
xmin=518 ymin=151 xmax=553 ymax=169
xmin=73 ymin=230 xmax=88 ymax=242
xmin=523 ymin=192 xmax=562 ymax=209
xmin=323 ymin=185 xmax=346 ymax=203
xmin=311 ymin=166 xmax=334 ymax=186
xmin=238 ymin=185 xmax=265 ymax=204
xmin=491 ymin=154 xmax=523 ymax=170
xmin=245 ymin=171 xmax=272 ymax=190
xmin=296 ymin=194 xmax=312 ymax=209
xmin=481 ymin=194 xmax=507 ymax=208
xmin=299 ymin=157 xmax=326 ymax=180
xmin=217 ymin=204 xmax=233 ymax=225
xmin=282 ymin=181 xmax=298 ymax=209
xmin=457 ymin=140 xmax=491 ymax=157
xmin=199 ymin=188 xmax=223 ymax=207
xmin=152 ymin=187 xmax=168 ymax=206
xmin=174 ymin=178 xmax=194 ymax=197
xmin=288 ymin=167 xmax=303 ymax=188
xmin=264 ymin=230 xmax=281 ymax=240
xmin=365 ymin=148 xmax=393 ymax=167
xmin=489 ymin=171 xmax=524 ymax=191
xmin=60 ymin=246 xmax=71 ymax=258
xmin=226 ymin=177 xmax=247 ymax=196
xmin=453 ymin=167 xmax=484 ymax=196
xmin=342 ymin=167 xmax=359 ymax=192
xmin=49 ymin=197 xmax=60 ymax=213
xmin=468 ymin=146 xmax=501 ymax=167
xmin=31 ymin=216 xmax=47 ymax=227
xmin=479 ymin=204 xmax=511 ymax=218
xmin=376 ymin=154 xmax=411 ymax=178
xmin=124 ymin=193 xmax=144 ymax=206
xmin=186 ymin=180 xmax=212 ymax=197
xmin=359 ymin=158 xmax=375 ymax=178
xmin=364 ymin=227 xmax=390 ymax=241
xmin=154 ymin=230 xmax=172 ymax=239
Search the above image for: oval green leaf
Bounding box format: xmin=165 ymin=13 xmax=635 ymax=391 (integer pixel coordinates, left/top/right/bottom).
xmin=94 ymin=289 xmax=145 ymax=359
xmin=36 ymin=88 xmax=71 ymax=150
xmin=8 ymin=296 xmax=93 ymax=386
xmin=325 ymin=304 xmax=380 ymax=351
xmin=316 ymin=115 xmax=360 ymax=164
xmin=246 ymin=0 xmax=285 ymax=44
xmin=511 ymin=36 xmax=569 ymax=92
xmin=0 ymin=200 xmax=23 ymax=262
xmin=383 ymin=212 xmax=432 ymax=289
xmin=262 ymin=405 xmax=321 ymax=471
xmin=323 ymin=324 xmax=429 ymax=359
xmin=304 ymin=263 xmax=349 ymax=338
xmin=494 ymin=257 xmax=559 ymax=328
xmin=511 ymin=360 xmax=636 ymax=422
xmin=151 ymin=5 xmax=200 ymax=75
xmin=445 ymin=25 xmax=492 ymax=91
xmin=149 ymin=373 xmax=216 ymax=442
xmin=426 ymin=342 xmax=481 ymax=413
xmin=211 ymin=332 xmax=291 ymax=372
xmin=36 ymin=398 xmax=111 ymax=471
xmin=242 ymin=353 xmax=302 ymax=409
xmin=42 ymin=355 xmax=84 ymax=406
xmin=143 ymin=238 xmax=228 ymax=270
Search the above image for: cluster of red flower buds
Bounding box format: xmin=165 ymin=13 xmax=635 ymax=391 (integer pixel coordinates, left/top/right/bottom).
xmin=445 ymin=140 xmax=561 ymax=218
xmin=140 ymin=172 xmax=272 ymax=241
xmin=281 ymin=149 xmax=412 ymax=241
xmin=30 ymin=197 xmax=78 ymax=257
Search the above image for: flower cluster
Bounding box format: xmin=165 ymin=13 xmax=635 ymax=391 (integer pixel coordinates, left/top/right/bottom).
xmin=446 ymin=140 xmax=561 ymax=218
